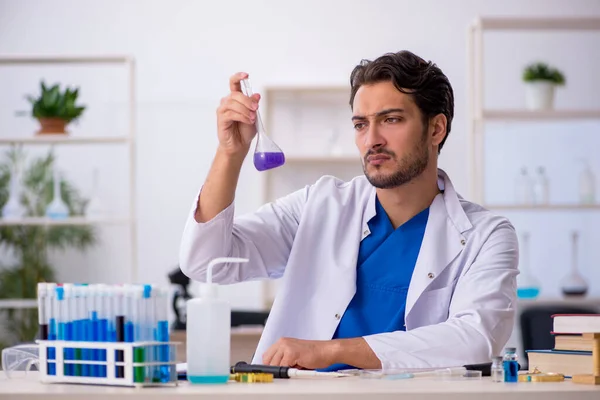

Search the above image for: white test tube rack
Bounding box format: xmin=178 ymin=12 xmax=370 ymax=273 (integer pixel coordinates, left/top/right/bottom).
xmin=36 ymin=340 xmax=180 ymax=387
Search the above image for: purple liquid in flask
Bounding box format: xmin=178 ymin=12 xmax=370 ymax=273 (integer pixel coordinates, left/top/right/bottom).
xmin=254 ymin=152 xmax=285 ymax=171
xmin=240 ymin=77 xmax=285 ymax=171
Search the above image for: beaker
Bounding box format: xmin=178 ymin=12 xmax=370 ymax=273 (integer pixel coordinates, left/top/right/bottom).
xmin=561 ymin=231 xmax=588 ymax=297
xmin=516 ymin=231 xmax=540 ymax=299
xmin=240 ymin=78 xmax=285 ymax=171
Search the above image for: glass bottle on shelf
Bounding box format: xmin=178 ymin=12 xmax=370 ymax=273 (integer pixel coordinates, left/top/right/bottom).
xmin=532 ymin=166 xmax=549 ymax=205
xmin=516 ymin=231 xmax=540 ymax=299
xmin=514 ymin=167 xmax=534 ymax=205
xmin=579 ymin=160 xmax=596 ymax=205
xmin=1 ymin=164 xmax=27 ymax=219
xmin=561 ymin=231 xmax=588 ymax=297
xmin=45 ymin=167 xmax=69 ymax=220
xmin=85 ymin=168 xmax=105 ymax=218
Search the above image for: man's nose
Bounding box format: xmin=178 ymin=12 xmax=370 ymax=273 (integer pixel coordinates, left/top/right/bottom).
xmin=364 ymin=124 xmax=386 ymax=149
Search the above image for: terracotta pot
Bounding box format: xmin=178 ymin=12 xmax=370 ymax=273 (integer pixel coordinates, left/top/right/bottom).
xmin=37 ymin=118 xmax=68 ymax=134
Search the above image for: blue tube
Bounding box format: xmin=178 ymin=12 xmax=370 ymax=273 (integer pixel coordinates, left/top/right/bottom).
xmin=48 ymin=317 xmax=57 ymax=376
xmin=98 ymin=317 xmax=108 ymax=378
xmin=158 ymin=320 xmax=170 ymax=382
xmin=90 ymin=311 xmax=99 ymax=378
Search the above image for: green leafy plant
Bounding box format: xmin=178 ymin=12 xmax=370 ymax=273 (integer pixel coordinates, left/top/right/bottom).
xmin=523 ymin=62 xmax=566 ymax=85
xmin=24 ymin=81 xmax=86 ymax=122
xmin=0 ymin=147 xmax=96 ymax=349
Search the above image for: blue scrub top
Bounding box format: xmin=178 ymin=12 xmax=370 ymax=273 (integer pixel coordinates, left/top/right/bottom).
xmin=322 ymin=196 xmax=429 ymax=371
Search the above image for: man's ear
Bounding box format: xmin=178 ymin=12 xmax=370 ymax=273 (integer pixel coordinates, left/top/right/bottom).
xmin=430 ymin=114 xmax=447 ymax=147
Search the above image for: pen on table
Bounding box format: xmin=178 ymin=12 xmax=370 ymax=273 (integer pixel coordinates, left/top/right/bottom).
xmin=230 ymin=362 xmax=351 ymax=378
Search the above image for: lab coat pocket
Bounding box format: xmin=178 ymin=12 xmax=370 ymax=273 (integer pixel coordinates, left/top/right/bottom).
xmin=414 ymin=285 xmax=455 ymax=325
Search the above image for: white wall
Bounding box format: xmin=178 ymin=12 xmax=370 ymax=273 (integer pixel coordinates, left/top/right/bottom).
xmin=1 ymin=0 xmax=599 ymax=310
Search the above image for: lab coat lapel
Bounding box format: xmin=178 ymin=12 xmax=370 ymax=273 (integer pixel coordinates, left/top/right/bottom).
xmin=405 ymin=181 xmax=467 ymax=317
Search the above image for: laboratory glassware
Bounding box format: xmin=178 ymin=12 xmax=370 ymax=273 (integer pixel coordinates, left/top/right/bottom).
xmin=560 ymin=231 xmax=588 ymax=297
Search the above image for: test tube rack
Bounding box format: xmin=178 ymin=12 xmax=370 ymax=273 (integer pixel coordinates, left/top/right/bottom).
xmin=37 ymin=340 xmax=180 ymax=387
xmin=572 ymin=333 xmax=600 ymax=385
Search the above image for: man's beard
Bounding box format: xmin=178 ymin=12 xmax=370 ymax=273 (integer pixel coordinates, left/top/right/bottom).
xmin=362 ymin=132 xmax=429 ymax=189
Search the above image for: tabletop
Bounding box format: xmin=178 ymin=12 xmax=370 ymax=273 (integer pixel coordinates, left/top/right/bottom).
xmin=2 ymin=372 xmax=600 ymax=400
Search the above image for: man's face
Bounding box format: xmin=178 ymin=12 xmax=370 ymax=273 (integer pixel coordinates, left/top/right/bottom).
xmin=352 ymin=81 xmax=430 ymax=189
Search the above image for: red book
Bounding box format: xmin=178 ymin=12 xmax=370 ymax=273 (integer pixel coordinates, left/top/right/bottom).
xmin=552 ymin=314 xmax=600 ymax=334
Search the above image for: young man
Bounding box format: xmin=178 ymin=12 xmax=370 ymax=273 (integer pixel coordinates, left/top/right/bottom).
xmin=179 ymin=50 xmax=519 ymax=372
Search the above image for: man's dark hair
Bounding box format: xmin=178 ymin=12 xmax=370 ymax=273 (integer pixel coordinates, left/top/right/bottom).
xmin=349 ymin=50 xmax=454 ymax=154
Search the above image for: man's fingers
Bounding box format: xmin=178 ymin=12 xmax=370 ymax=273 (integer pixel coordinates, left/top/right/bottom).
xmin=220 ymin=98 xmax=256 ymax=122
xmin=280 ymin=354 xmax=296 ymax=367
xmin=229 ymin=72 xmax=249 ymax=93
xmin=262 ymin=342 xmax=278 ymax=365
xmin=229 ymin=92 xmax=259 ymax=113
xmin=269 ymin=349 xmax=284 ymax=366
xmin=221 ymin=110 xmax=254 ymax=126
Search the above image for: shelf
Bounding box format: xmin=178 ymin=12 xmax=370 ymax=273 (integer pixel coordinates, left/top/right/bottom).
xmin=284 ymin=155 xmax=359 ymax=163
xmin=517 ymin=297 xmax=600 ymax=307
xmin=0 ymin=55 xmax=133 ymax=65
xmin=483 ymin=204 xmax=600 ymax=211
xmin=0 ymin=299 xmax=37 ymax=309
xmin=0 ymin=135 xmax=130 ymax=145
xmin=264 ymin=84 xmax=348 ymax=93
xmin=0 ymin=217 xmax=130 ymax=226
xmin=480 ymin=110 xmax=600 ymax=121
xmin=476 ymin=17 xmax=600 ymax=31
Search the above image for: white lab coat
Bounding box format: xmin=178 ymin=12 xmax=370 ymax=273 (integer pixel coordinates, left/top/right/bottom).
xmin=179 ymin=169 xmax=519 ymax=371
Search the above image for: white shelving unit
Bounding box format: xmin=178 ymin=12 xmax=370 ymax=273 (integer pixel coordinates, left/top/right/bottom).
xmin=467 ymin=17 xmax=600 ymax=208
xmin=0 ymin=55 xmax=137 ymax=309
xmin=259 ymin=84 xmax=360 ymax=308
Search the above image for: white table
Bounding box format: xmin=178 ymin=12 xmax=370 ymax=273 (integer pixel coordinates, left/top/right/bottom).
xmin=2 ymin=373 xmax=600 ymax=400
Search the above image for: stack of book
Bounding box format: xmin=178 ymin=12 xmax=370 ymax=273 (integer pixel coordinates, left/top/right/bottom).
xmin=526 ymin=314 xmax=600 ymax=377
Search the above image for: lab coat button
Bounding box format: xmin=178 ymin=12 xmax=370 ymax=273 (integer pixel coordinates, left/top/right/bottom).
xmin=461 ymin=239 xmax=466 ymax=245
xmin=335 ymin=313 xmax=341 ymax=320
xmin=363 ymin=229 xmax=369 ymax=236
xmin=427 ymin=273 xmax=434 ymax=279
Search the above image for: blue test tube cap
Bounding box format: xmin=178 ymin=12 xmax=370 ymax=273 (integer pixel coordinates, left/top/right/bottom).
xmin=56 ymin=286 xmax=64 ymax=301
xmin=143 ymin=284 xmax=151 ymax=299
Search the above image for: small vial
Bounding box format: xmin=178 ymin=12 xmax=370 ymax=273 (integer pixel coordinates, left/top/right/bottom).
xmin=491 ymin=356 xmax=504 ymax=382
xmin=503 ymin=347 xmax=519 ymax=382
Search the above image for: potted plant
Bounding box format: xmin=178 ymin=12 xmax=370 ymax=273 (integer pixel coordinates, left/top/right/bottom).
xmin=522 ymin=62 xmax=566 ymax=110
xmin=24 ymin=81 xmax=86 ymax=135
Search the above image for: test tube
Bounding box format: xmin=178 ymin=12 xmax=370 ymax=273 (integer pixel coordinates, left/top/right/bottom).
xmin=115 ymin=285 xmax=126 ymax=379
xmin=46 ymin=283 xmax=57 ymax=376
xmin=63 ymin=284 xmax=74 ymax=376
xmin=132 ymin=285 xmax=145 ymax=383
xmin=156 ymin=287 xmax=170 ymax=382
xmin=97 ymin=284 xmax=109 ymax=378
xmin=37 ymin=284 xmax=49 ymax=374
xmin=142 ymin=285 xmax=155 ymax=382
xmin=88 ymin=284 xmax=99 ymax=378
xmin=72 ymin=285 xmax=83 ymax=377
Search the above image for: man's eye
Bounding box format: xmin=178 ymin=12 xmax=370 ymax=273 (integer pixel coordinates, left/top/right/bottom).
xmin=385 ymin=117 xmax=401 ymax=123
xmin=354 ymin=123 xmax=366 ymax=130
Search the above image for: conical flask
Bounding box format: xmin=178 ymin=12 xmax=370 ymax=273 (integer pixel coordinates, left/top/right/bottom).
xmin=1 ymin=164 xmax=27 ymax=220
xmin=561 ymin=231 xmax=588 ymax=297
xmin=516 ymin=231 xmax=541 ymax=299
xmin=240 ymin=78 xmax=285 ymax=171
xmin=45 ymin=167 xmax=69 ymax=219
xmin=85 ymin=168 xmax=105 ymax=218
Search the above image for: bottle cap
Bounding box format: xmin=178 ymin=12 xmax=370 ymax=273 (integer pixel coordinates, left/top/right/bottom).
xmin=505 ymin=347 xmax=517 ymax=353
